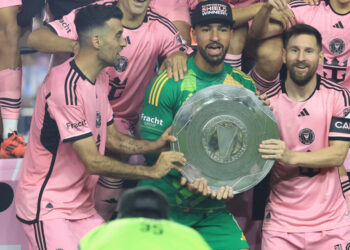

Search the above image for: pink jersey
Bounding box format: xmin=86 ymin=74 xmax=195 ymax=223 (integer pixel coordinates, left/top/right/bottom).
xmin=222 ymin=0 xmax=262 ymax=8
xmin=0 ymin=0 xmax=21 ymax=8
xmin=15 ymin=59 xmax=113 ymax=223
xmin=150 ymin=0 xmax=192 ymax=23
xmin=289 ymin=0 xmax=350 ymax=88
xmin=47 ymin=0 xmax=190 ymax=125
xmin=264 ymin=76 xmax=350 ymax=232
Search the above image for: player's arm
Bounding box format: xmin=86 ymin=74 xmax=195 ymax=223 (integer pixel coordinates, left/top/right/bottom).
xmin=72 ymin=135 xmax=185 ymax=179
xmin=259 ymin=139 xmax=350 ymax=168
xmin=26 ymin=27 xmax=79 ymax=54
xmin=105 ymin=123 xmax=177 ymax=155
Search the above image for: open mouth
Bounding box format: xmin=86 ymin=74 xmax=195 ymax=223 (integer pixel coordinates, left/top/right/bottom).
xmin=133 ymin=0 xmax=147 ymax=7
xmin=206 ymin=43 xmax=223 ymax=56
xmin=294 ymin=63 xmax=309 ymax=72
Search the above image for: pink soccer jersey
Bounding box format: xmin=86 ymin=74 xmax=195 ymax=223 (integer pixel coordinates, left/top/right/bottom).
xmin=264 ymin=76 xmax=350 ymax=232
xmin=0 ymin=0 xmax=21 ymax=8
xmin=150 ymin=0 xmax=191 ymax=24
xmin=289 ymin=0 xmax=350 ymax=88
xmin=15 ymin=59 xmax=113 ymax=223
xmin=47 ymin=0 xmax=190 ymax=125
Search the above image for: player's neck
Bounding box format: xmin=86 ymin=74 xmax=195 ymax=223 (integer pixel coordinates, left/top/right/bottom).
xmin=194 ymin=54 xmax=224 ymax=73
xmin=117 ymin=3 xmax=147 ymax=29
xmin=285 ymin=74 xmax=318 ymax=102
xmin=74 ymin=50 xmax=105 ymax=83
xmin=329 ymin=0 xmax=350 ymax=14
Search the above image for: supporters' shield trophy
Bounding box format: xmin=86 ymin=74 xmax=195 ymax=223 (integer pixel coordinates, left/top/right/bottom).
xmin=170 ymin=85 xmax=279 ymax=193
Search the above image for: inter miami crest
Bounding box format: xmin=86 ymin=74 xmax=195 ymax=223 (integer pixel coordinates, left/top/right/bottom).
xmin=96 ymin=111 xmax=101 ymax=128
xmin=344 ymin=108 xmax=350 ymax=117
xmin=329 ymin=38 xmax=345 ymax=55
xmin=299 ymin=128 xmax=315 ymax=145
xmin=115 ymin=56 xmax=128 ymax=72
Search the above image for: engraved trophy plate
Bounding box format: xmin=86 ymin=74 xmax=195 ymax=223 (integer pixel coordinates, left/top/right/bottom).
xmin=170 ymin=84 xmax=279 ymax=193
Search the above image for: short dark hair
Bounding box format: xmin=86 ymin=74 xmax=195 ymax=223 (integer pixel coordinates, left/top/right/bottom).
xmin=283 ymin=24 xmax=322 ymax=51
xmin=74 ymin=4 xmax=123 ymax=39
xmin=118 ymin=187 xmax=169 ymax=219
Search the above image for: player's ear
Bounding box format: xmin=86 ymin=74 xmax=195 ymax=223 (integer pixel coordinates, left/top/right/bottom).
xmin=318 ymin=50 xmax=324 ymax=66
xmin=282 ymin=48 xmax=287 ymax=64
xmin=91 ymin=34 xmax=102 ymax=49
xmin=192 ymin=27 xmax=198 ymax=44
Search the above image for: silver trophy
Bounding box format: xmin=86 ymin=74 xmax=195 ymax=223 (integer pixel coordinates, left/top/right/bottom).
xmin=170 ymin=84 xmax=279 ymax=193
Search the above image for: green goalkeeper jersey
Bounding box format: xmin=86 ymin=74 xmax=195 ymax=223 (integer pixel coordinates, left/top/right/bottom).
xmin=139 ymin=56 xmax=256 ymax=212
xmin=79 ymin=218 xmax=211 ymax=250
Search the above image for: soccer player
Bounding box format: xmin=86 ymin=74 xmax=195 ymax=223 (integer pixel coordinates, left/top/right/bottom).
xmin=25 ymin=0 xmax=192 ymax=220
xmin=0 ymin=0 xmax=26 ymax=158
xmin=140 ymin=1 xmax=257 ymax=249
xmin=15 ymin=5 xmax=185 ymax=250
xmin=79 ymin=187 xmax=212 ymax=250
xmin=251 ymin=0 xmax=350 ymax=209
xmin=259 ymin=24 xmax=350 ymax=249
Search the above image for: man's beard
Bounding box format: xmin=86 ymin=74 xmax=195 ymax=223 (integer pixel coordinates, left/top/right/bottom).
xmin=288 ymin=62 xmax=317 ymax=86
xmin=197 ymin=42 xmax=229 ymax=67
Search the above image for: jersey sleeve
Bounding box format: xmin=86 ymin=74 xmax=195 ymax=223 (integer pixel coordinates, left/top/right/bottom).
xmin=231 ymin=68 xmax=257 ymax=92
xmin=156 ymin=18 xmax=193 ymax=57
xmin=46 ymin=9 xmax=79 ymax=40
xmin=329 ymin=87 xmax=350 ymax=141
xmin=141 ymin=71 xmax=178 ymax=164
xmin=47 ymin=91 xmax=92 ymax=143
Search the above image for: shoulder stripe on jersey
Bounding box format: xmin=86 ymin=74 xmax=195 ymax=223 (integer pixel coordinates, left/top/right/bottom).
xmin=155 ymin=77 xmax=169 ymax=106
xmin=232 ymin=68 xmax=254 ymax=81
xmin=266 ymin=84 xmax=282 ymax=98
xmin=147 ymin=10 xmax=178 ymax=34
xmin=289 ymin=0 xmax=308 ymax=8
xmin=65 ymin=68 xmax=79 ymax=106
xmin=320 ymin=78 xmax=350 ymax=106
xmin=149 ymin=71 xmax=168 ymax=105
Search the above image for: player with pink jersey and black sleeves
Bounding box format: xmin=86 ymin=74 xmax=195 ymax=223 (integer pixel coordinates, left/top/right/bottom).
xmin=26 ymin=0 xmax=191 ymax=221
xmin=259 ymin=24 xmax=350 ymax=250
xmin=15 ymin=5 xmax=185 ymax=249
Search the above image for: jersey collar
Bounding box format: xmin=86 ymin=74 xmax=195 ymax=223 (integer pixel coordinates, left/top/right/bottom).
xmin=70 ymin=60 xmax=95 ymax=85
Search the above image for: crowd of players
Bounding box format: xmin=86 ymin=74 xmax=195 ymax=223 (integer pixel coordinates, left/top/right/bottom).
xmin=1 ymin=0 xmax=350 ymax=249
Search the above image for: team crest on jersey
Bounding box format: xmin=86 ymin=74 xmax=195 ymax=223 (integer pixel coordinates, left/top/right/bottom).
xmin=299 ymin=128 xmax=315 ymax=145
xmin=96 ymin=111 xmax=101 ymax=128
xmin=329 ymin=38 xmax=345 ymax=55
xmin=115 ymin=56 xmax=128 ymax=72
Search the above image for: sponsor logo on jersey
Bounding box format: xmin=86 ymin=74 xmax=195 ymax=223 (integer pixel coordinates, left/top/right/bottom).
xmin=323 ymin=57 xmax=347 ymax=83
xmin=299 ymin=128 xmax=315 ymax=145
xmin=96 ymin=111 xmax=101 ymax=128
xmin=141 ymin=113 xmax=164 ymax=127
xmin=330 ymin=117 xmax=350 ymax=135
xmin=333 ymin=21 xmax=344 ymax=29
xmin=66 ymin=120 xmax=87 ymax=129
xmin=298 ymin=108 xmax=310 ymax=117
xmin=115 ymin=56 xmax=128 ymax=72
xmin=329 ymin=38 xmax=345 ymax=55
xmin=58 ymin=19 xmax=71 ymax=33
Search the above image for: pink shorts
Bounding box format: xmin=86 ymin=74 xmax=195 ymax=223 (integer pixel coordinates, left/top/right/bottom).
xmin=20 ymin=213 xmax=104 ymax=250
xmin=262 ymin=226 xmax=350 ymax=250
xmin=0 ymin=0 xmax=21 ymax=8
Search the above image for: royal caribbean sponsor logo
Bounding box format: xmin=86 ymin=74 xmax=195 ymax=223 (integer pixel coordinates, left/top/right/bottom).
xmin=335 ymin=120 xmax=350 ymax=129
xmin=202 ymin=4 xmax=228 ymax=16
xmin=298 ymin=128 xmax=315 ymax=145
xmin=66 ymin=120 xmax=87 ymax=129
xmin=141 ymin=113 xmax=164 ymax=127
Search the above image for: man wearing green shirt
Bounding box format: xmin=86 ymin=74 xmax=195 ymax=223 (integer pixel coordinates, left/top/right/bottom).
xmin=139 ymin=0 xmax=256 ymax=249
xmin=79 ymin=187 xmax=211 ymax=250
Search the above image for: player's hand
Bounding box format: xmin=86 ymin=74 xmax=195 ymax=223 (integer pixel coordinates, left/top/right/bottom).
xmin=154 ymin=127 xmax=177 ymax=152
xmin=256 ymin=92 xmax=273 ymax=111
xmin=259 ymin=139 xmax=294 ymax=164
xmin=151 ymin=151 xmax=186 ymax=179
xmin=270 ymin=8 xmax=295 ymax=30
xmin=267 ymin=0 xmax=288 ymax=11
xmin=180 ymin=177 xmax=211 ymax=196
xmin=159 ymin=51 xmax=188 ymax=82
xmin=210 ymin=186 xmax=234 ymax=200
